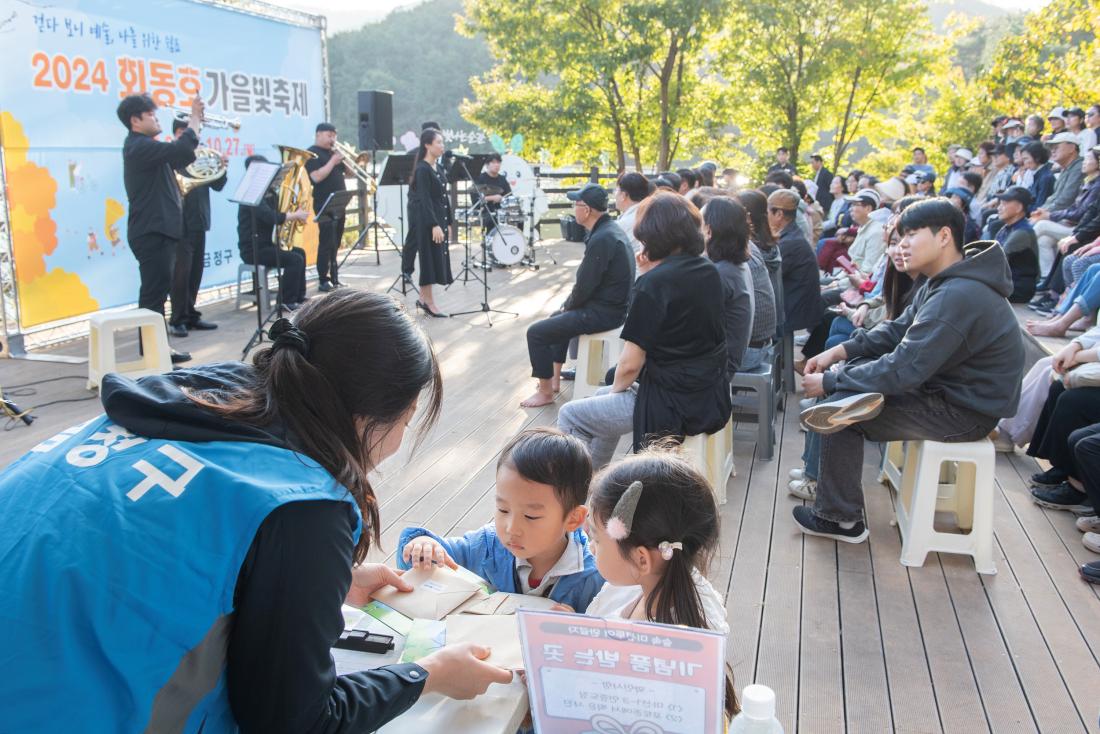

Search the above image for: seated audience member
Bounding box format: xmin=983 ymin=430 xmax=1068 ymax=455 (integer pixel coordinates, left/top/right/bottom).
xmin=768 ymin=189 xmax=824 ymax=334
xmin=557 ymin=192 xmax=731 ymax=469
xmin=1002 ymin=118 xmax=1027 ymax=146
xmin=1026 ymin=378 xmax=1100 ymax=516
xmin=944 ymin=186 xmax=981 ymax=243
xmin=979 ymin=144 xmax=1017 ymax=220
xmin=990 ymin=186 xmax=1039 ymax=302
xmin=398 ymin=428 xmax=605 ymax=612
xmin=823 ymin=175 xmax=850 ymax=236
xmin=836 ymin=188 xmax=885 ymax=274
xmin=1065 ymin=107 xmax=1091 ymax=155
xmin=584 ymin=452 xmax=739 ymax=714
xmin=791 ymin=198 xmax=1024 ymax=543
xmin=677 ymin=168 xmax=698 ymax=194
xmin=654 ymin=171 xmax=681 ymax=193
xmin=1043 ymin=107 xmax=1066 ymax=142
xmin=1045 ymin=132 xmax=1085 ymax=214
xmin=1022 ymin=140 xmax=1055 ymax=210
xmin=995 ymin=324 xmax=1100 ymax=451
xmin=911 ymin=146 xmax=935 ymax=178
xmin=1032 ymin=145 xmax=1100 ymax=277
xmin=739 ymin=189 xmax=784 ymax=334
xmin=1027 ymin=260 xmax=1100 ymax=336
xmin=1026 ymin=113 xmax=1046 ymax=141
xmin=522 ymin=183 xmax=634 ymax=408
xmin=722 ymin=167 xmax=741 ymax=192
xmin=697 ymin=162 xmax=717 ymax=187
xmin=614 ymin=172 xmax=653 ymax=254
xmin=702 ymin=196 xmax=755 ymax=374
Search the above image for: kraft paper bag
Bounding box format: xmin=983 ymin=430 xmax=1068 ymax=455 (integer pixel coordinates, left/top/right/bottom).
xmin=455 ymin=591 xmax=561 ymax=615
xmin=371 ymin=566 xmax=481 ymax=621
xmin=445 ymin=614 xmax=525 ymax=670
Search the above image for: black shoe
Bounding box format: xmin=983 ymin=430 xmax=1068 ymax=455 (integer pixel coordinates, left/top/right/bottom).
xmin=792 ymin=505 xmax=869 ymax=543
xmin=1028 ymin=291 xmax=1050 ymax=306
xmin=168 ymin=324 xmax=188 ymax=338
xmin=1031 ymin=467 xmax=1068 ymax=488
xmin=188 ymin=319 xmax=218 ymax=331
xmin=318 ymin=281 xmax=334 ymax=292
xmin=415 ymin=300 xmax=448 ymax=318
xmin=560 ymin=369 xmax=576 ymax=381
xmin=284 ymin=302 xmax=301 ymax=312
xmin=1080 ymin=560 xmax=1100 ymax=584
xmin=170 ymin=349 xmax=192 ymax=364
xmin=1030 ymin=483 xmax=1094 ymax=513
xmin=1027 ymin=296 xmax=1058 ymax=313
xmin=332 ymin=280 xmax=345 ymax=288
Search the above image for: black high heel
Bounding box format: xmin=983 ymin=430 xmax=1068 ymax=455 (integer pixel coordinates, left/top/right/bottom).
xmin=416 ymin=301 xmax=448 ymax=318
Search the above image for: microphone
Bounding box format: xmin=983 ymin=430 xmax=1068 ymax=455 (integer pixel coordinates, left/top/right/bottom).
xmin=445 ymin=150 xmax=473 ymax=161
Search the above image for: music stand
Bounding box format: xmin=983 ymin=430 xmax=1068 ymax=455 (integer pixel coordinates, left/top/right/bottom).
xmin=380 ymin=153 xmax=422 ymax=297
xmin=316 ymin=189 xmax=359 ymax=272
xmin=231 ymin=160 xmax=289 ymax=357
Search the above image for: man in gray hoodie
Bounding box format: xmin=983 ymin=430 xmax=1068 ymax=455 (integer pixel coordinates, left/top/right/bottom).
xmin=792 ymin=198 xmax=1025 ymax=543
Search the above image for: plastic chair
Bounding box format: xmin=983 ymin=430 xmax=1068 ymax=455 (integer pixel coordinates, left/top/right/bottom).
xmin=236 ymin=262 xmax=275 ymax=313
xmin=730 ymin=359 xmax=777 ymax=460
xmin=682 ymin=418 xmax=736 ymax=505
xmin=87 ymin=309 xmax=172 ymax=389
xmin=573 ymin=329 xmax=624 ymax=400
xmin=879 ymin=438 xmax=996 ymax=574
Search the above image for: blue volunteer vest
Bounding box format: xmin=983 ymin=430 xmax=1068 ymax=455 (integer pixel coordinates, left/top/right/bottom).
xmin=0 ymin=415 xmax=362 ymax=733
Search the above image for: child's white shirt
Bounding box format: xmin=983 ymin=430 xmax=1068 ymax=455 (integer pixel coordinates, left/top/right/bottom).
xmin=584 ymin=567 xmax=730 ymax=634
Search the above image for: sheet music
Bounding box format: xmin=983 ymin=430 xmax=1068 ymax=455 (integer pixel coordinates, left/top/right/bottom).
xmin=230 ymin=161 xmax=282 ymax=206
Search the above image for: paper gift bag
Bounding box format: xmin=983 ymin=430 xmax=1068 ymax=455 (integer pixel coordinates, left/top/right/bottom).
xmin=445 ymin=614 xmax=525 ymax=670
xmin=371 ymin=566 xmax=482 ymax=620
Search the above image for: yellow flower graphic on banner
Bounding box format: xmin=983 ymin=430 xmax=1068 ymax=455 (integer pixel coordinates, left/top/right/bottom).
xmin=1 ymin=111 xmax=98 ymax=327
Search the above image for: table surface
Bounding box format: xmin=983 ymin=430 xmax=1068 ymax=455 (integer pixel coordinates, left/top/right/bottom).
xmin=333 ymin=606 xmax=529 ymax=734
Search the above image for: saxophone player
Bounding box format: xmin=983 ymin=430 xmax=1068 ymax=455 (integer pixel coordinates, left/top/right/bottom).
xmin=117 ymin=93 xmax=200 ymax=364
xmin=169 ymin=119 xmax=228 ymax=338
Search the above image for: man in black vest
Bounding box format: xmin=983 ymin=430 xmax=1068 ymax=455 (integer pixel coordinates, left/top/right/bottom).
xmin=117 ymin=93 xmax=199 ymax=363
xmin=168 ymin=119 xmax=226 ymax=338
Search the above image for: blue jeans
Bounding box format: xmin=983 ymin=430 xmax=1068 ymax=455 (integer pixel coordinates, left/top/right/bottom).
xmin=824 ymin=317 xmax=856 ymax=351
xmin=1056 ymin=262 xmax=1100 ymax=316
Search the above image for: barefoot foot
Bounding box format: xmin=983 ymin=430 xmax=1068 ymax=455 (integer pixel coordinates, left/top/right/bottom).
xmin=551 ymin=377 xmax=561 ymax=394
xmin=520 ymin=391 xmax=556 ymax=408
xmin=1069 ymin=317 xmax=1095 ymax=332
xmin=1027 ymin=320 xmax=1070 ymax=337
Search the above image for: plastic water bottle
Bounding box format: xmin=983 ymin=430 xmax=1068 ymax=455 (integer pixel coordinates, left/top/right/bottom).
xmin=729 ymin=684 xmax=784 ymax=733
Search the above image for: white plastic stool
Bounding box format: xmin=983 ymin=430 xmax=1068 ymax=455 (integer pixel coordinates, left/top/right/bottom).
xmin=879 ymin=439 xmax=996 ymax=574
xmin=682 ymin=418 xmax=736 ymax=505
xmin=573 ymin=329 xmax=624 ymax=400
xmin=236 ymin=262 xmax=275 ymax=313
xmin=87 ymin=309 xmax=172 ymax=389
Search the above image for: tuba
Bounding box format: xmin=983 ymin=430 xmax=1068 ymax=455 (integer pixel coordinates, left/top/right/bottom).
xmin=176 ymin=147 xmax=227 ymax=197
xmin=274 ymin=144 xmax=316 ymax=250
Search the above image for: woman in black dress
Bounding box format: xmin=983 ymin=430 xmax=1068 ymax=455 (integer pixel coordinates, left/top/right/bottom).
xmin=401 ymin=128 xmax=452 ymax=317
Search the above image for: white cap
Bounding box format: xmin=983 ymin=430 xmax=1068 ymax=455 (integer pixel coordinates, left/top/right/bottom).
xmin=741 ymin=684 xmax=777 ymax=720
xmin=954 ymin=148 xmax=973 ymax=161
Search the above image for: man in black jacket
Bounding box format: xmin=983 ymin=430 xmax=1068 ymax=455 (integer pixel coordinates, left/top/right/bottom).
xmin=168 ymin=119 xmax=226 ymax=338
xmin=767 ymin=189 xmax=823 ymax=333
xmin=521 ymin=183 xmax=634 ymax=408
xmin=118 ymin=93 xmax=200 ymax=363
xmin=810 ymin=155 xmax=834 ymax=213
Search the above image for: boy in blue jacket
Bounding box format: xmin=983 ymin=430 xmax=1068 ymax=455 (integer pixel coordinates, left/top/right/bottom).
xmin=398 ymin=428 xmax=604 ymax=613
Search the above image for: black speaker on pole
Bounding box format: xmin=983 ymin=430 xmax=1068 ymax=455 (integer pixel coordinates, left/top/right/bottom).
xmin=358 ymin=90 xmax=394 ymax=151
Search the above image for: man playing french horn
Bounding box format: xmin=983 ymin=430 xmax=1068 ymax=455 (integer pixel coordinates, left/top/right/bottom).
xmin=117 ymin=92 xmax=203 ymax=364
xmin=169 ymin=119 xmax=228 ymax=339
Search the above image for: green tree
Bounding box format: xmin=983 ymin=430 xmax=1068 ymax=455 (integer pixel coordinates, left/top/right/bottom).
xmin=983 ymin=0 xmax=1100 ymax=112
xmin=718 ymin=0 xmax=936 ymax=172
xmin=458 ymin=0 xmax=729 ymax=171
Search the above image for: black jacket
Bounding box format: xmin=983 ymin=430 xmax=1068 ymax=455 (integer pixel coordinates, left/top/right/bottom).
xmin=236 ymin=191 xmax=285 ymax=261
xmin=814 ymin=167 xmax=834 ymax=213
xmin=180 ymin=170 xmax=228 ymax=233
xmin=776 ymin=222 xmax=824 ymax=332
xmin=563 ymin=214 xmax=635 ymax=320
xmin=1073 ymin=188 xmax=1100 ymax=245
xmin=123 ymin=128 xmax=198 ymax=240
xmin=407 ymin=159 xmax=451 ymax=232
xmin=101 ymin=363 xmax=428 ymax=733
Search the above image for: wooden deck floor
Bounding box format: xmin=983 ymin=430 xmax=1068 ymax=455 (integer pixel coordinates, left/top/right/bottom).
xmin=1 ymin=240 xmax=1098 ymax=733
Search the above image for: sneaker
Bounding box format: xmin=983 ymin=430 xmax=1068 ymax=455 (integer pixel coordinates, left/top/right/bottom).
xmin=1076 ymin=515 xmax=1100 ymax=533
xmin=1030 ymin=467 xmax=1068 ymax=488
xmin=989 ymin=430 xmax=1015 ymax=453
xmin=1030 ymin=483 xmax=1093 ymax=513
xmin=1083 ymin=532 xmax=1100 ymax=554
xmin=1028 ymin=291 xmax=1050 ymax=306
xmin=1081 ymin=560 xmax=1100 ymax=584
xmin=794 ymin=333 xmax=809 ymax=347
xmin=788 ymin=477 xmax=817 ymax=500
xmin=1026 ymin=295 xmax=1057 ymax=313
xmin=800 ymin=393 xmax=885 ymax=434
xmin=792 ymin=505 xmax=869 ymax=543
xmin=789 ymin=468 xmax=805 ymax=481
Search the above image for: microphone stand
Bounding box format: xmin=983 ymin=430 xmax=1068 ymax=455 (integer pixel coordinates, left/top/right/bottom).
xmin=448 ymin=156 xmax=517 ymax=327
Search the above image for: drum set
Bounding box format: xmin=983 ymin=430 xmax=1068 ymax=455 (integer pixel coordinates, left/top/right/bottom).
xmin=457 ymin=158 xmax=550 ymax=269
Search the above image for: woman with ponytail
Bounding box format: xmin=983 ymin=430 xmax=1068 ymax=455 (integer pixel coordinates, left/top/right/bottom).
xmin=584 ymin=449 xmax=740 ymax=721
xmin=0 ymin=290 xmax=513 ymax=733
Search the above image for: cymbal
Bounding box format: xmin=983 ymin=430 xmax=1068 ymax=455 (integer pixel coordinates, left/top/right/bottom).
xmin=475 ymin=184 xmax=505 ymax=195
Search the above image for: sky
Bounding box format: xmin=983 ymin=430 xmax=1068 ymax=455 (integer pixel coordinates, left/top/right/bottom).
xmin=278 ymin=0 xmax=1052 ymax=34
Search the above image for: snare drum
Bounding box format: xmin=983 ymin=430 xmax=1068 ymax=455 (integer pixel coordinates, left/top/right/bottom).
xmin=487 ymin=224 xmax=526 ymax=266
xmin=499 ymin=195 xmax=524 ymax=224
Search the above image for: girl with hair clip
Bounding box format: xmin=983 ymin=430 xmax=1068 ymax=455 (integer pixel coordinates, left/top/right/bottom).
xmin=584 ymin=450 xmax=740 ymax=720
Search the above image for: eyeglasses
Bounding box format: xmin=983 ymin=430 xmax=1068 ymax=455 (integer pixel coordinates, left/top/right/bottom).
xmin=768 ymin=207 xmax=789 ymax=215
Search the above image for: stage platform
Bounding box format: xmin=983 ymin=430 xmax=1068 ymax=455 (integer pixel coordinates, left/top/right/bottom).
xmin=1 ymin=241 xmax=1098 ymax=733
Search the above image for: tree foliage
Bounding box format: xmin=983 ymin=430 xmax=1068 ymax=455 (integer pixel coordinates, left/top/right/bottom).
xmin=458 ymin=0 xmax=730 ymax=171
xmin=984 ymin=0 xmax=1100 ymax=112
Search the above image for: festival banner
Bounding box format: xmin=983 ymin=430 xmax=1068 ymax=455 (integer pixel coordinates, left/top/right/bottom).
xmin=517 ymin=609 xmax=727 ymax=734
xmin=0 ymin=0 xmax=325 ymax=328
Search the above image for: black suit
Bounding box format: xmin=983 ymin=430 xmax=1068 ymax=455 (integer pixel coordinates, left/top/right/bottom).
xmin=123 ymin=129 xmax=198 ymax=315
xmin=170 ymin=172 xmax=227 ymax=326
xmin=813 ymin=166 xmax=834 ymax=215
xmin=236 ymin=191 xmax=306 ymax=305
